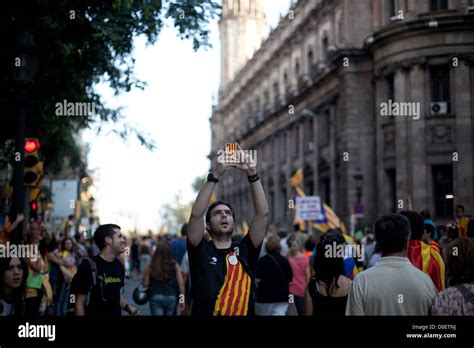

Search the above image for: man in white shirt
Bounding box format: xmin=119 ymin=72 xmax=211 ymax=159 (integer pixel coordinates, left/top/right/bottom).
xmin=346 ymin=214 xmax=438 ymax=315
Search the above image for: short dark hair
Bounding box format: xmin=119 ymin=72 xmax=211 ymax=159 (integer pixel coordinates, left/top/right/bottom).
xmin=424 ymin=223 xmax=435 ymax=239
xmin=468 ymin=219 xmax=474 ymax=238
xmin=399 ymin=211 xmax=424 ymax=240
xmin=277 ymin=230 xmax=288 ymax=239
xmin=181 ymin=223 xmax=188 ymax=237
xmin=265 ymin=235 xmax=281 ymax=254
xmin=205 ymin=201 xmax=235 ymax=224
xmin=456 ymin=205 xmax=465 ymax=212
xmin=374 ymin=214 xmax=411 ymax=255
xmin=94 ymin=224 xmax=121 ymax=251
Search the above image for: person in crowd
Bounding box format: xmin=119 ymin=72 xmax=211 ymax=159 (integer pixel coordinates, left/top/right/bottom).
xmin=440 ymin=223 xmax=459 ymax=256
xmin=420 ymin=208 xmax=438 ymax=241
xmin=305 ymin=234 xmax=351 ymax=317
xmin=55 ymin=237 xmax=78 ymax=316
xmin=0 ymin=213 xmax=24 ymax=245
xmin=23 ymin=227 xmax=49 ymax=316
xmin=187 ymin=143 xmax=268 ymax=316
xmin=71 ymin=224 xmax=138 ymax=316
xmin=171 ymin=224 xmax=188 ymax=264
xmin=254 ymin=235 xmax=293 ymax=315
xmin=287 ymin=233 xmax=311 ymax=315
xmin=139 ymin=237 xmax=152 ymax=275
xmin=455 ymin=205 xmax=470 ymax=238
xmin=143 ymin=239 xmax=185 ymax=316
xmin=368 ymin=242 xmax=382 ymax=268
xmin=467 ymin=219 xmax=474 ymax=238
xmin=74 ymin=233 xmax=89 ymax=259
xmin=130 ymin=237 xmax=140 ymax=278
xmin=0 ymin=257 xmax=28 ymax=316
xmin=400 ymin=211 xmax=445 ymax=291
xmin=346 ymin=214 xmax=438 ymax=315
xmin=277 ymin=229 xmax=289 ymax=257
xmin=431 ymin=238 xmax=474 ymax=315
xmin=304 ymin=235 xmax=316 ymax=258
xmin=363 ymin=233 xmax=376 ymax=269
xmin=422 ymin=223 xmax=441 ymax=254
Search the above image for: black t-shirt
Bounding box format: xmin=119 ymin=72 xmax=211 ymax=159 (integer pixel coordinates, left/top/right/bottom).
xmin=307 ymin=277 xmax=348 ymax=317
xmin=70 ymin=255 xmax=125 ymax=317
xmin=188 ymin=234 xmax=261 ymax=316
xmin=255 ymin=253 xmax=293 ymax=303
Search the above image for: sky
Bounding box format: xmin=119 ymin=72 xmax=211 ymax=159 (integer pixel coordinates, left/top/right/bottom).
xmin=83 ymin=0 xmax=292 ymax=233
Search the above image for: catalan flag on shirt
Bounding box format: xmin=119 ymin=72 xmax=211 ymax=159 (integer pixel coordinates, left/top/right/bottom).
xmin=407 ymin=240 xmax=445 ymax=291
xmin=213 ymin=252 xmax=251 ymax=316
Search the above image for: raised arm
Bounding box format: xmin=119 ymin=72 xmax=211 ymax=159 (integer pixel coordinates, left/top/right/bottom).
xmin=188 ymin=159 xmax=232 ymax=246
xmin=6 ymin=213 xmax=24 ymax=234
xmin=235 ymin=143 xmax=269 ymax=247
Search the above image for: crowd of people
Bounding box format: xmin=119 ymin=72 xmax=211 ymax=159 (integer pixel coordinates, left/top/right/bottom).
xmin=1 ymin=144 xmax=473 ymax=317
xmin=1 ymin=205 xmax=473 ymax=317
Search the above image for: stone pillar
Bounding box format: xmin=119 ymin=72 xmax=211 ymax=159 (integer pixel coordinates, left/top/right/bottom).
xmin=329 ymin=104 xmax=338 ymax=210
xmin=394 ymin=68 xmax=410 ymax=209
xmin=313 ymin=112 xmax=320 ymax=198
xmin=409 ymin=64 xmax=429 ymax=211
xmin=374 ymin=74 xmax=387 ymax=215
xmin=453 ymin=60 xmax=474 ymax=213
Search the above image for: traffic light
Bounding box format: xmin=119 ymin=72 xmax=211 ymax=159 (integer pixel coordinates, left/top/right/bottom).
xmin=24 ymin=138 xmax=44 ymax=187
xmin=30 ymin=200 xmax=38 ymax=220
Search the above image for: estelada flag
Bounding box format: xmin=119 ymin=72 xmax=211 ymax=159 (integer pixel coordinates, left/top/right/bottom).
xmin=407 ymin=240 xmax=445 ymax=291
xmin=289 ymin=168 xmax=303 ymax=187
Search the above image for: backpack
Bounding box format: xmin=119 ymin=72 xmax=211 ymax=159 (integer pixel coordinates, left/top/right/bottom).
xmin=67 ymin=257 xmax=100 ymax=316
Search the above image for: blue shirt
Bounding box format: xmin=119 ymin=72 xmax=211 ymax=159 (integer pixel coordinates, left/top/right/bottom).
xmin=171 ymin=237 xmax=187 ymax=264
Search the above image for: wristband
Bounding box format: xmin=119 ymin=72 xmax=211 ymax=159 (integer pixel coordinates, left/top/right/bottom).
xmin=248 ymin=173 xmax=259 ymax=183
xmin=207 ymin=172 xmax=220 ymax=183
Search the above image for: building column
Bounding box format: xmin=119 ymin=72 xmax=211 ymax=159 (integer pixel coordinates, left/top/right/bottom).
xmin=312 ymin=112 xmax=320 ymax=201
xmin=329 ymin=104 xmax=338 ymax=210
xmin=453 ymin=60 xmax=474 ymax=212
xmin=374 ymin=74 xmax=388 ymax=215
xmin=394 ymin=68 xmax=410 ymax=208
xmin=409 ymin=64 xmax=429 ymax=210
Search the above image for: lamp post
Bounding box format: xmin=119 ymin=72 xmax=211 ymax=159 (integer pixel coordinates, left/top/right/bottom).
xmin=11 ymin=32 xmax=38 ymax=244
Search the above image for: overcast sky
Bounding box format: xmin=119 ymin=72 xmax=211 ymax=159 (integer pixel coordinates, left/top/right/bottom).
xmin=83 ymin=0 xmax=293 ymax=233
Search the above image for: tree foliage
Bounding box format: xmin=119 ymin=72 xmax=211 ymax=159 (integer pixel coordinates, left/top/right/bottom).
xmin=3 ymin=0 xmax=220 ymax=173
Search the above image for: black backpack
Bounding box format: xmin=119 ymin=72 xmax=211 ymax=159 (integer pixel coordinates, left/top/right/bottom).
xmin=67 ymin=258 xmax=100 ymax=316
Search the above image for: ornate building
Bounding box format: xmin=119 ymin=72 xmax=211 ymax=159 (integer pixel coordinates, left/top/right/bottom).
xmin=210 ymin=0 xmax=474 ymax=230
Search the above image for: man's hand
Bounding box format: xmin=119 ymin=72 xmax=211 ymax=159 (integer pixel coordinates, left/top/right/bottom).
xmin=126 ymin=304 xmax=139 ymax=315
xmin=234 ymin=143 xmax=257 ymax=175
xmin=15 ymin=213 xmax=24 ymax=223
xmin=214 ymin=156 xmax=234 ymax=178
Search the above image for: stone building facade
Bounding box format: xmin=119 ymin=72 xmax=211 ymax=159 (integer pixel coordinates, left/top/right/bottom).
xmin=210 ymin=0 xmax=474 ymax=230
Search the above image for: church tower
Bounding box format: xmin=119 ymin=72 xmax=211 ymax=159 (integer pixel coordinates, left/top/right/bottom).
xmin=219 ymin=0 xmax=267 ymax=93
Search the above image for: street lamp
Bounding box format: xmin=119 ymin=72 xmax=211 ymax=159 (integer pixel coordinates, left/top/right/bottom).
xmin=353 ymin=167 xmax=363 ymax=204
xmin=10 ymin=31 xmax=38 ymax=244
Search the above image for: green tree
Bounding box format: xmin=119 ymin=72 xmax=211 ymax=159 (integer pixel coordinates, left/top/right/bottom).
xmin=160 ymin=192 xmax=192 ymax=234
xmin=192 ymin=174 xmax=206 ymax=193
xmin=4 ymin=0 xmax=220 ymax=174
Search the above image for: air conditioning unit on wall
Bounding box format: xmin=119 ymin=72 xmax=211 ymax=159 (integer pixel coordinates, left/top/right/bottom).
xmin=430 ymin=102 xmax=449 ymax=115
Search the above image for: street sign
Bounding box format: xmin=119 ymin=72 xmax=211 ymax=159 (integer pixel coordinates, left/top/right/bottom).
xmin=296 ymin=196 xmax=323 ymax=221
